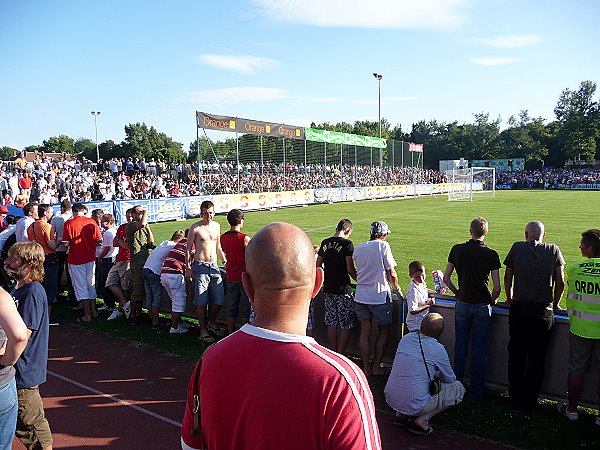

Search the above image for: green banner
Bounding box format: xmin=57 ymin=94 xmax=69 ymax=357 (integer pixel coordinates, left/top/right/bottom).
xmin=305 ymin=128 xmax=386 ymax=148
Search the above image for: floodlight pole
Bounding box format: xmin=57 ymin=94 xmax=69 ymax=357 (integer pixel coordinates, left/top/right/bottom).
xmin=91 ymin=111 xmax=101 ymax=163
xmin=373 ymin=73 xmax=382 ymax=167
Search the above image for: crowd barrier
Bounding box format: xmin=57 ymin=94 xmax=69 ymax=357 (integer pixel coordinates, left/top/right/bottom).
xmin=159 ymin=281 xmax=597 ymax=408
xmin=4 ymin=182 xmax=465 ymax=223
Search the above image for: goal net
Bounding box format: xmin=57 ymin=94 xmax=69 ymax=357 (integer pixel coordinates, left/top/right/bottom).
xmin=445 ymin=167 xmax=496 ymax=202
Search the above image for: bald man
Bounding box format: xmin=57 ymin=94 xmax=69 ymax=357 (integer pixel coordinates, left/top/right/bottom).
xmin=181 ymin=222 xmax=381 ymax=450
xmin=504 ymin=220 xmax=565 ymax=412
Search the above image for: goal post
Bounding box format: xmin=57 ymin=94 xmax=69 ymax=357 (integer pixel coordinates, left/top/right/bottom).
xmin=445 ymin=167 xmax=495 ymax=202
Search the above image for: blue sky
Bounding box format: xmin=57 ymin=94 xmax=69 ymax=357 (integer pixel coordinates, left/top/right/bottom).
xmin=1 ymin=0 xmax=598 ymax=151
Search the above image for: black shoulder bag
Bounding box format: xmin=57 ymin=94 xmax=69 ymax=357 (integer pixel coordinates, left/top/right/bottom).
xmin=418 ymin=331 xmax=442 ymax=395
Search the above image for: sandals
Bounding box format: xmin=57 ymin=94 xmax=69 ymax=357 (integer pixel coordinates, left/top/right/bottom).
xmin=207 ymin=326 xmax=225 ymax=338
xmin=409 ymin=424 xmax=434 ymax=436
xmin=199 ymin=335 xmax=215 ymax=344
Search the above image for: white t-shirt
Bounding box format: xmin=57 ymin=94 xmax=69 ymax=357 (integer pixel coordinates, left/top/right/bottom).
xmin=101 ymin=227 xmax=119 ymax=258
xmin=405 ymin=280 xmax=429 ymax=332
xmin=353 ymin=239 xmax=397 ymax=305
xmin=144 ymin=240 xmax=176 ymax=275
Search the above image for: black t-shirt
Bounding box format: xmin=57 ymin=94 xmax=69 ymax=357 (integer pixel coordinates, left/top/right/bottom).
xmin=448 ymin=239 xmax=501 ymax=304
xmin=318 ymin=236 xmax=354 ymax=294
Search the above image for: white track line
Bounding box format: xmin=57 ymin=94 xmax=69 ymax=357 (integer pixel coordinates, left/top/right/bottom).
xmin=48 ymin=370 xmax=182 ymax=428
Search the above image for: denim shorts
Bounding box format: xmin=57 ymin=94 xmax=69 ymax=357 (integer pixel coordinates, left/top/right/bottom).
xmin=143 ymin=268 xmax=163 ymax=308
xmin=354 ymin=298 xmax=393 ymax=325
xmin=226 ymin=280 xmax=250 ymax=318
xmin=192 ymin=261 xmax=224 ymax=307
xmin=0 ymin=378 xmax=18 ymax=450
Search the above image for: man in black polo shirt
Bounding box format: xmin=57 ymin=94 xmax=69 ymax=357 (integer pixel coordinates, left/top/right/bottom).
xmin=443 ymin=217 xmax=501 ymax=399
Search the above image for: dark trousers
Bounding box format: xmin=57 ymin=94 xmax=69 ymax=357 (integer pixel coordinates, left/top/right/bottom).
xmin=57 ymin=251 xmax=76 ymax=306
xmin=507 ymin=304 xmax=554 ymax=409
xmin=42 ymin=253 xmax=59 ymax=305
xmin=96 ymin=257 xmax=116 ymax=309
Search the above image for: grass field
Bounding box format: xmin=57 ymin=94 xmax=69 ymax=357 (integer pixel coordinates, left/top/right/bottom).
xmin=152 ymin=189 xmax=598 ymax=302
xmin=54 ymin=189 xmax=600 ymax=449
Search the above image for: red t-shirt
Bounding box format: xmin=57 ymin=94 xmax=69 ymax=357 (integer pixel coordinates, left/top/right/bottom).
xmin=63 ymin=216 xmax=102 ymax=265
xmin=220 ymin=231 xmax=247 ymax=282
xmin=114 ymin=223 xmax=130 ymax=263
xmin=18 ymin=177 xmax=32 ymax=190
xmin=181 ymin=325 xmax=381 ymax=450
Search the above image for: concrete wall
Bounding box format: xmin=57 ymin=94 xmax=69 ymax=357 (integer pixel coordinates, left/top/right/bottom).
xmin=299 ymin=294 xmax=598 ymax=407
xmin=176 ymin=284 xmax=598 ymax=407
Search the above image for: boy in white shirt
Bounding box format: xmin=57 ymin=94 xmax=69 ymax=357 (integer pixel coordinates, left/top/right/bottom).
xmin=405 ymin=261 xmax=434 ymax=332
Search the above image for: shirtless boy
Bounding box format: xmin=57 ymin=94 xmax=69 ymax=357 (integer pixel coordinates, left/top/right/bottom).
xmin=186 ymin=200 xmax=227 ymax=342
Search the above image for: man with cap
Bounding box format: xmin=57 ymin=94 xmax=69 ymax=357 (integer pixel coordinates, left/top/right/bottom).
xmin=353 ymin=221 xmax=400 ymax=377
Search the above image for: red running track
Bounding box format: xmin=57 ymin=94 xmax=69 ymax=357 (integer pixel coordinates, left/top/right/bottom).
xmin=13 ymin=325 xmax=509 ymax=449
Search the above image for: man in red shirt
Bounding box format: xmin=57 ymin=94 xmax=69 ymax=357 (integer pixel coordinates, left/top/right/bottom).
xmin=220 ymin=208 xmax=251 ymax=334
xmin=181 ymin=223 xmax=381 ymax=450
xmin=106 ymin=208 xmax=133 ymax=321
xmin=62 ymin=203 xmax=102 ymax=322
xmin=17 ymin=172 xmax=32 ymax=199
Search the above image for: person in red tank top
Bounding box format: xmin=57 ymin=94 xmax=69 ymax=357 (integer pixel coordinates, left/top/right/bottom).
xmin=220 ymin=209 xmax=251 ymax=334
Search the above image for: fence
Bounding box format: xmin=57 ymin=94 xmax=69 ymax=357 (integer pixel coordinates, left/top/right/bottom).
xmin=198 ymin=133 xmax=427 ymax=195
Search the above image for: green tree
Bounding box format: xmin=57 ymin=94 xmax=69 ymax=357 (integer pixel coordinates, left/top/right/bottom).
xmin=98 ymin=140 xmax=124 ymax=160
xmin=500 ymin=111 xmax=549 ymax=168
xmin=42 ymin=135 xmax=75 ymax=154
xmin=122 ymin=122 xmax=185 ymax=161
xmin=73 ymin=138 xmax=97 ymax=160
xmin=553 ymin=80 xmax=599 ymax=162
xmin=0 ymin=146 xmax=18 ymax=160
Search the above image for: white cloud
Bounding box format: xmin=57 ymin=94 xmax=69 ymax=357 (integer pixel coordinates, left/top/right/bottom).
xmin=471 ymin=57 xmax=521 ymax=66
xmin=354 ymin=96 xmax=417 ymax=105
xmin=476 ymin=34 xmax=541 ymax=48
xmin=198 ymin=54 xmax=281 ymax=74
xmin=250 ymin=0 xmax=471 ymax=30
xmin=187 ymin=87 xmax=289 ymax=105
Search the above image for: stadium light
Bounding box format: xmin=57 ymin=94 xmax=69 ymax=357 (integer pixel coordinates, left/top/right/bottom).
xmin=373 ymin=73 xmax=383 ymax=167
xmin=91 ymin=111 xmax=101 ymax=163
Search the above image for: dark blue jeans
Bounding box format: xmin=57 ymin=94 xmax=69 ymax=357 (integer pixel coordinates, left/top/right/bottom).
xmin=43 ymin=254 xmax=59 ymax=305
xmin=454 ymin=300 xmax=492 ymax=398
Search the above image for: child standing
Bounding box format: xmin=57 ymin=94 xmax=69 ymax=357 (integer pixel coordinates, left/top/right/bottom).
xmin=405 ymin=261 xmax=434 ymax=332
xmin=220 ymin=209 xmax=251 ymax=334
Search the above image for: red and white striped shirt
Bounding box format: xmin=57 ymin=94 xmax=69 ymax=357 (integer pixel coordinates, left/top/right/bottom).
xmin=162 ymin=239 xmax=187 ymax=275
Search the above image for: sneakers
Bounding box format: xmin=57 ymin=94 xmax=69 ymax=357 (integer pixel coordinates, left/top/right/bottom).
xmin=557 ymin=403 xmax=578 ymax=421
xmin=170 ymin=324 xmax=189 ymax=334
xmin=97 ymin=304 xmax=109 ymax=312
xmin=123 ymin=301 xmax=131 ymax=319
xmin=107 ymin=310 xmax=123 ymax=321
xmin=180 ymin=321 xmax=191 ymax=329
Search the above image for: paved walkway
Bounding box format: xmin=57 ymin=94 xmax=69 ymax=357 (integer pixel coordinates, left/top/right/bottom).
xmin=14 ymin=325 xmax=512 ymax=449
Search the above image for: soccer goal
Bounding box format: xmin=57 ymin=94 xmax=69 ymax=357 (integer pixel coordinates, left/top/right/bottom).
xmin=445 ymin=167 xmax=496 ymax=202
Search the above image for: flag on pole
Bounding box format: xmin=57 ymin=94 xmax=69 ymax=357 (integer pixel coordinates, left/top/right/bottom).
xmin=408 ymin=143 xmax=424 ymax=153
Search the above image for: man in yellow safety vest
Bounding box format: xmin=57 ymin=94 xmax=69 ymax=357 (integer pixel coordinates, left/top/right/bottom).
xmin=558 ymin=229 xmax=600 ymax=423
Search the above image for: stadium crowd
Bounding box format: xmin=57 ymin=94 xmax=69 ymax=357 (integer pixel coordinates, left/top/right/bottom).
xmin=0 ymin=153 xmax=446 ymax=204
xmin=2 ymin=153 xmax=600 ymax=206
xmin=496 ymin=167 xmax=600 ymax=188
